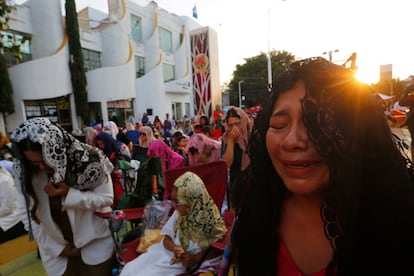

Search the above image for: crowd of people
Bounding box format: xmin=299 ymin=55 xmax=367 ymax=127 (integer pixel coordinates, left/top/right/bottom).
xmin=2 ymin=56 xmax=414 ymax=275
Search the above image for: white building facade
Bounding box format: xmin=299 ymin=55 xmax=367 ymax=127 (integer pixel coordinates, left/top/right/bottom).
xmin=2 ymin=0 xmax=221 ymax=133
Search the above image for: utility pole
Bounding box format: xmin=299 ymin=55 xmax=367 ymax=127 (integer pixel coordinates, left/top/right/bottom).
xmin=267 ymin=0 xmax=286 ymax=92
xmin=238 ymin=80 xmax=244 ymax=108
xmin=267 ymin=9 xmax=272 ymax=92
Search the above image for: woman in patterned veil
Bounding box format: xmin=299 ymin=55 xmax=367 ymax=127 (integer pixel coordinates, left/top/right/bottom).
xmin=10 ymin=117 xmax=116 ymax=276
xmin=230 ymin=57 xmax=414 ymax=275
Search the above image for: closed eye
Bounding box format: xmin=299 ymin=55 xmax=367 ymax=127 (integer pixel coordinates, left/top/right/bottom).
xmin=269 ymin=112 xmax=289 ymax=131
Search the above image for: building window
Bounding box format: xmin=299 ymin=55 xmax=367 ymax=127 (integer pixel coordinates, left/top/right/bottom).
xmin=163 ymin=63 xmax=175 ymax=82
xmin=1 ymin=29 xmax=32 ymax=67
xmin=135 ymin=55 xmax=145 ymax=78
xmin=185 ymin=102 xmax=190 ymax=118
xmin=172 ymin=102 xmax=182 ymax=120
xmin=131 ymin=14 xmax=142 ymax=43
xmin=24 ymin=96 xmax=72 ymax=131
xmin=158 ymin=27 xmax=172 ymax=53
xmin=82 ymin=48 xmax=101 ymax=72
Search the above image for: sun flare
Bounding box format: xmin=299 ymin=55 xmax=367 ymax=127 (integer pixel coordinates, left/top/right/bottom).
xmin=354 ymin=66 xmax=380 ymax=85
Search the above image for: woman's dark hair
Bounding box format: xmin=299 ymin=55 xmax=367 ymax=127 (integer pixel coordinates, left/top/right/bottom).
xmin=225 ymin=108 xmax=240 ymax=122
xmin=117 ymin=131 xmax=130 ymax=146
xmin=12 ymin=139 xmax=43 ymax=223
xmin=231 ymin=57 xmax=414 ymax=275
xmin=199 ymin=115 xmax=210 ymax=125
xmin=95 ymin=132 xmax=118 ymax=156
xmin=177 ymin=135 xmax=187 ymax=143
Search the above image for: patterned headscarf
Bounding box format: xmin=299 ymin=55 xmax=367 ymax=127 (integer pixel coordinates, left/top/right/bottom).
xmin=222 ymin=106 xmax=253 ymax=171
xmin=10 ymin=117 xmax=113 ymax=190
xmin=174 ymin=172 xmax=226 ymax=251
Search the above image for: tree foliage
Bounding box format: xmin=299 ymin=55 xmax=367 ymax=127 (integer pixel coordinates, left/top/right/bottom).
xmin=0 ymin=0 xmax=12 ymax=31
xmin=0 ymin=0 xmax=15 ymax=123
xmin=65 ymin=0 xmax=88 ymax=123
xmin=0 ymin=53 xmax=14 ymax=114
xmin=0 ymin=1 xmax=30 ymax=62
xmin=371 ymin=78 xmax=406 ymax=99
xmin=228 ymin=50 xmax=296 ymax=108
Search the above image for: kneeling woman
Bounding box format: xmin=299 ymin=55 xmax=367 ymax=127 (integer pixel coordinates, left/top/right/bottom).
xmin=120 ymin=171 xmax=227 ymax=276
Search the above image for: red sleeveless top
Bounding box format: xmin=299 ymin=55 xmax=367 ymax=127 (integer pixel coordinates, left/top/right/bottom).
xmin=277 ymin=239 xmax=336 ymax=276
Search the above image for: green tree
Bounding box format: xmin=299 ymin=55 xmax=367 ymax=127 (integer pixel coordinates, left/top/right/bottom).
xmin=0 ymin=0 xmax=16 ymax=129
xmin=0 ymin=0 xmax=12 ymax=31
xmin=0 ymin=53 xmax=14 ymax=115
xmin=371 ymin=78 xmax=405 ymax=99
xmin=228 ymin=50 xmax=296 ymax=108
xmin=65 ymin=0 xmax=88 ymax=123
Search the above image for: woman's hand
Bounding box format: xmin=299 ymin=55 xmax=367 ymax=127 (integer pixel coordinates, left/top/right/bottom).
xmin=195 ymin=153 xmax=208 ymax=164
xmin=173 ymin=245 xmax=185 ymax=256
xmin=44 ymin=180 xmax=70 ymax=197
xmin=59 ymin=243 xmax=81 ymax=257
xmin=170 ymin=245 xmax=185 ymax=265
xmin=228 ymin=126 xmax=241 ymax=142
xmin=180 ymin=251 xmax=202 ymax=268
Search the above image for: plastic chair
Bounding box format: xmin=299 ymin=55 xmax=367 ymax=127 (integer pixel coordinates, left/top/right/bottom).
xmin=164 ymin=160 xmax=228 ymax=211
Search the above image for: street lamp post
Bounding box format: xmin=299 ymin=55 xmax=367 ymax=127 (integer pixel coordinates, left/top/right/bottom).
xmin=238 ymin=80 xmax=244 ymax=108
xmin=267 ymin=0 xmax=286 ymax=92
xmin=267 ymin=9 xmax=272 ymax=92
xmin=323 ymin=49 xmax=339 ymax=62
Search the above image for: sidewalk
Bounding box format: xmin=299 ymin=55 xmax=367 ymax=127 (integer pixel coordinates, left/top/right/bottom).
xmin=0 ymin=234 xmax=46 ymax=276
xmin=6 ymin=257 xmax=45 ymax=276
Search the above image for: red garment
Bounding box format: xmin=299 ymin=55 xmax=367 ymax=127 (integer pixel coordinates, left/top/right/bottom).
xmin=111 ymin=169 xmax=124 ymax=208
xmin=213 ymin=110 xmax=224 ymax=122
xmin=211 ymin=127 xmax=222 ymax=140
xmin=277 ymin=239 xmax=335 ymax=276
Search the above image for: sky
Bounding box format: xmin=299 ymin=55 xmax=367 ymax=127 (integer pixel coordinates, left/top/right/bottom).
xmin=54 ymin=0 xmax=414 ymax=86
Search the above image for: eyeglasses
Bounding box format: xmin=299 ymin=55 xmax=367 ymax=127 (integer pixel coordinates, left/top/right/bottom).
xmin=140 ymin=133 xmax=147 ymax=136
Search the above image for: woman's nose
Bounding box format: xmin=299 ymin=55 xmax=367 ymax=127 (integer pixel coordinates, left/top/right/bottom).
xmin=282 ymin=122 xmax=309 ymax=150
xmin=37 ymin=161 xmax=49 ymax=171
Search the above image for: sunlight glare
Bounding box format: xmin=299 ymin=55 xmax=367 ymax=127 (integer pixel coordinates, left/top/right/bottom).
xmin=354 ymin=66 xmax=379 ymax=85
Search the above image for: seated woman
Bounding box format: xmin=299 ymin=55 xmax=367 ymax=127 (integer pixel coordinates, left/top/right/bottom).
xmin=94 ymin=131 xmax=126 ymax=206
xmin=120 ymin=171 xmax=227 ymax=276
xmin=133 ymin=126 xmax=156 ymax=162
xmin=95 ymin=131 xmax=122 ymax=166
xmin=186 ymin=133 xmax=221 ymax=166
xmin=147 ymin=139 xmax=185 ymax=172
